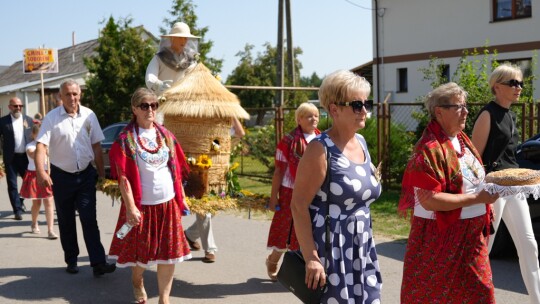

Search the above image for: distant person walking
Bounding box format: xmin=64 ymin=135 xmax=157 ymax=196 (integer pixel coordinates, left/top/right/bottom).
xmin=265 ymin=102 xmax=320 ymax=281
xmin=35 ymin=79 xmax=116 ymax=277
xmin=20 ymin=124 xmax=58 ymax=239
xmin=0 ymin=97 xmax=34 ymax=220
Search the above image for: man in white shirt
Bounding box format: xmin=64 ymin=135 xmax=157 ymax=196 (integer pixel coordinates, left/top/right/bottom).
xmin=0 ymin=97 xmax=34 ymax=220
xmin=35 ymin=79 xmax=116 ymax=277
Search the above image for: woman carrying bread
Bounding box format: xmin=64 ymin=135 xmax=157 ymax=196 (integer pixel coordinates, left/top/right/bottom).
xmin=472 ymin=63 xmax=540 ymax=303
xmin=399 ymin=82 xmax=499 ymax=303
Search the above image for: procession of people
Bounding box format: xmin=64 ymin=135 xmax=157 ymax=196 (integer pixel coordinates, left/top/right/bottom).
xmin=1 ymin=22 xmax=539 ymax=304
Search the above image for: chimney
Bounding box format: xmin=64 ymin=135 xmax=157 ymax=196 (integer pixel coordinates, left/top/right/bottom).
xmin=72 ymin=31 xmax=76 ymax=46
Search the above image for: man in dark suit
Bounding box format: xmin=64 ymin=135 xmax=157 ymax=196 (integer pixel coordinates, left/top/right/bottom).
xmin=0 ymin=97 xmax=34 ymax=220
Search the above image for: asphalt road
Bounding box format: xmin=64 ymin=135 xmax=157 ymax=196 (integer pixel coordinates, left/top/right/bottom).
xmin=0 ymin=177 xmax=531 ymax=303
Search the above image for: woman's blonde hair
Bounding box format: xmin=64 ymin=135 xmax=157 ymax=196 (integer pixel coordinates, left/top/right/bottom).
xmin=318 ymin=70 xmax=371 ymax=112
xmin=424 ymin=82 xmax=468 ymax=119
xmin=489 ymin=63 xmax=523 ymax=95
xmin=294 ymin=102 xmax=319 ymax=124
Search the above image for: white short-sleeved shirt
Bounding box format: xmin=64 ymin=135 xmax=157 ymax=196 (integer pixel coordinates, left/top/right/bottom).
xmin=25 ymin=141 xmax=48 ymax=171
xmin=37 ymin=105 xmax=104 ymax=173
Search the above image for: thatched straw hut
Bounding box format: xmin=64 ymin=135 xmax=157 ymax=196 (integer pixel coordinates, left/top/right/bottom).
xmin=160 ymin=63 xmax=249 ymax=195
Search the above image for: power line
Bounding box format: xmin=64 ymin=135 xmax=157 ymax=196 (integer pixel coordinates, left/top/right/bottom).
xmin=344 ymin=0 xmax=373 ymax=10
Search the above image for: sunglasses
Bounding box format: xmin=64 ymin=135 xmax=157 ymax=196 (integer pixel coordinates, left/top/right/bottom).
xmin=438 ymin=104 xmax=468 ymax=112
xmin=336 ymin=100 xmax=373 ymax=113
xmin=137 ymin=102 xmax=159 ymax=111
xmin=501 ymin=79 xmax=524 ymax=88
xmin=10 ymin=104 xmax=24 ymax=108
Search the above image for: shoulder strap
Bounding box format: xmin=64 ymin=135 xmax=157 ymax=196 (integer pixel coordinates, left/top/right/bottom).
xmin=287 ymin=143 xmax=331 ymax=272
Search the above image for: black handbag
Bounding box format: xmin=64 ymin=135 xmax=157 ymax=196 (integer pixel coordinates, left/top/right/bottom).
xmin=277 ymin=147 xmax=331 ymax=304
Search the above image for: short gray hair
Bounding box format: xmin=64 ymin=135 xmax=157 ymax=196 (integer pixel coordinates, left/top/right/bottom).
xmin=59 ymin=79 xmax=80 ymax=94
xmin=131 ymin=87 xmax=157 ymax=107
xmin=425 ymin=82 xmax=468 ymax=119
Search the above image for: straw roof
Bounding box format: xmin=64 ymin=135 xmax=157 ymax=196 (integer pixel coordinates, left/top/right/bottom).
xmin=159 ymin=63 xmax=250 ymax=119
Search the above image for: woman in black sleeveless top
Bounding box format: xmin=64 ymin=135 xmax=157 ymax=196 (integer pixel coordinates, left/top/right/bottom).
xmin=472 ymin=63 xmax=540 ymax=303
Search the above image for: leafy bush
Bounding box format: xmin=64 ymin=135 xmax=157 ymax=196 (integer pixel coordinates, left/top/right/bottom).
xmin=242 ymin=125 xmax=276 ymax=173
xmin=359 ymin=118 xmax=414 ymax=185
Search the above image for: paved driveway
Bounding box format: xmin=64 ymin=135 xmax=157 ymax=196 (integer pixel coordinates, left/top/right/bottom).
xmin=0 ymin=177 xmax=531 ymax=303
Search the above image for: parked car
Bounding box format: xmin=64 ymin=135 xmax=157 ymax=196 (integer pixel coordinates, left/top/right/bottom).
xmin=489 ymin=134 xmax=540 ymax=258
xmin=101 ymin=122 xmax=127 ymax=178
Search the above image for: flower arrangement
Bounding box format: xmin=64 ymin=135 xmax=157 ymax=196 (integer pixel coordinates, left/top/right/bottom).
xmin=97 ymin=178 xmax=121 ymax=202
xmin=195 ymin=154 xmax=212 ymax=169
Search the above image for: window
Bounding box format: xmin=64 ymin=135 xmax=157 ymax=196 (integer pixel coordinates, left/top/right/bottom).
xmin=397 ymin=68 xmax=408 ymax=93
xmin=440 ymin=64 xmax=450 ymax=83
xmin=493 ymin=0 xmax=531 ymax=21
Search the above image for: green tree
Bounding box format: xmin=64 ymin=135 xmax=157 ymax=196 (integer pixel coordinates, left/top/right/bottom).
xmin=161 ymin=0 xmax=223 ymax=75
xmin=300 ymin=72 xmax=323 ymax=100
xmin=416 ymin=46 xmax=537 ymax=139
xmin=226 ymin=42 xmax=309 ymax=125
xmin=82 ymin=17 xmax=156 ymax=126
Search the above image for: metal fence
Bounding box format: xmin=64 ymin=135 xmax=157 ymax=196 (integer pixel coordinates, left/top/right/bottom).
xmin=235 ymin=102 xmax=540 ymax=189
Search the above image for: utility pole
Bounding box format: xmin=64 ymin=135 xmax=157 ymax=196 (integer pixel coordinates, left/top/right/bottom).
xmin=275 ymin=0 xmax=295 ymax=143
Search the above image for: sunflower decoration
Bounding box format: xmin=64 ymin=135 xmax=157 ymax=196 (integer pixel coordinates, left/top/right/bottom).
xmin=196 ymin=154 xmax=212 ymax=169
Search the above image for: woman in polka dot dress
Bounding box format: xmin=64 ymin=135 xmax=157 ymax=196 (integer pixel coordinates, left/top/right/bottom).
xmin=291 ymin=70 xmax=382 ymax=304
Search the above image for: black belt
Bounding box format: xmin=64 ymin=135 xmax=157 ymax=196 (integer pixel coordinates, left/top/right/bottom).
xmin=51 ymin=164 xmax=90 ymax=176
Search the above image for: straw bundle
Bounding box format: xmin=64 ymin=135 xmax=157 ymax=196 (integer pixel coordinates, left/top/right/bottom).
xmin=159 ymin=62 xmax=249 ymax=194
xmin=160 ymin=63 xmax=250 ymax=120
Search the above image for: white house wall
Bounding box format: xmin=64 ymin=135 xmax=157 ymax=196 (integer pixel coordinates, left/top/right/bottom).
xmin=373 ymin=0 xmax=540 ymax=104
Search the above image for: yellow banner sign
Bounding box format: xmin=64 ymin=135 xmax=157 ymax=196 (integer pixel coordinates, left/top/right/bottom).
xmin=23 ymin=48 xmax=59 ymax=74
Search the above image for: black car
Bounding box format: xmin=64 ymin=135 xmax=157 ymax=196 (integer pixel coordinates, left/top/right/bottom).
xmin=489 ymin=135 xmax=540 ymax=258
xmin=101 ymin=122 xmax=127 ymax=177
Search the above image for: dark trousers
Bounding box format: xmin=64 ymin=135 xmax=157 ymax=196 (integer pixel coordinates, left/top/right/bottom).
xmin=5 ymin=153 xmax=28 ymax=214
xmin=50 ymin=165 xmax=106 ymax=266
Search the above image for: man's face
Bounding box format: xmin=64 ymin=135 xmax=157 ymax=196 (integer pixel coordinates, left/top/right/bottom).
xmin=9 ymin=98 xmax=23 ymax=118
xmin=60 ymin=84 xmax=81 ymax=113
xmin=170 ymin=37 xmax=187 ymax=53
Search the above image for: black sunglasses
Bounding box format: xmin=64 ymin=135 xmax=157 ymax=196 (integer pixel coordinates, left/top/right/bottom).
xmin=10 ymin=104 xmax=24 ymax=108
xmin=137 ymin=102 xmax=159 ymax=111
xmin=336 ymin=100 xmax=373 ymax=113
xmin=501 ymin=79 xmax=524 ymax=88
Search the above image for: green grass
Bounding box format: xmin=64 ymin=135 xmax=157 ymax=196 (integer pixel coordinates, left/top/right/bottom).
xmin=235 ymin=174 xmax=410 ymax=239
xmin=370 ymin=190 xmax=410 ymax=240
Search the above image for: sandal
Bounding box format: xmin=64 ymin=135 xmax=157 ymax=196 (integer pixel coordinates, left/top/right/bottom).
xmin=133 ymin=283 xmax=147 ymax=304
xmin=266 ymin=256 xmax=279 ymax=282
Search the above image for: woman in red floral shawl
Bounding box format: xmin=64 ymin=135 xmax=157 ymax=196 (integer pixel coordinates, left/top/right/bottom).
xmin=108 ymin=88 xmax=191 ymax=304
xmin=399 ymin=82 xmax=499 ymax=303
xmin=265 ymin=102 xmax=321 ymax=281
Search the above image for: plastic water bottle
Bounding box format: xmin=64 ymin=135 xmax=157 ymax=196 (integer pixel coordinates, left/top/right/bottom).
xmin=116 ymin=222 xmax=133 ymax=239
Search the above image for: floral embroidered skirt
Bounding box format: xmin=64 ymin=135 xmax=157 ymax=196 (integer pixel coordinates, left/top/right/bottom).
xmin=109 ymin=199 xmax=191 ymax=268
xmin=267 ymin=186 xmax=299 ymax=251
xmin=401 ymin=215 xmax=495 ymax=303
xmin=20 ymin=170 xmax=53 ymax=199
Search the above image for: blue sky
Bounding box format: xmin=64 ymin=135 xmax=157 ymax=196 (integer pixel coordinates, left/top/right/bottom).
xmin=0 ymin=0 xmax=373 ymax=80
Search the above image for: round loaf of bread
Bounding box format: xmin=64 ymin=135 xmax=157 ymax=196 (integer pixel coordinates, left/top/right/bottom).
xmin=485 ymin=168 xmax=540 ymax=186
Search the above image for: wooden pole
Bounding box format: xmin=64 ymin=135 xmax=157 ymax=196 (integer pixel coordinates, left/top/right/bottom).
xmin=40 ymin=72 xmax=45 ymax=117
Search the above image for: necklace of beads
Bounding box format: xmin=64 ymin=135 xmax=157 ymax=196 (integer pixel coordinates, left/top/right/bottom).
xmin=136 ymin=123 xmax=162 ymax=154
xmin=455 ymin=134 xmax=466 ymax=158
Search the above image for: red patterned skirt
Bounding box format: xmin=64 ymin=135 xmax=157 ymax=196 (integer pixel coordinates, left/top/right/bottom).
xmin=401 ymin=215 xmax=495 ymax=303
xmin=20 ymin=170 xmax=53 ymax=199
xmin=267 ymin=186 xmax=299 ymax=251
xmin=109 ymin=198 xmax=191 ymax=268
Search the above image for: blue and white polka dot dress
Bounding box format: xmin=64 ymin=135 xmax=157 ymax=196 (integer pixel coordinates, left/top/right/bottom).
xmin=309 ymin=133 xmax=382 ymax=304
